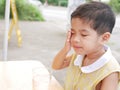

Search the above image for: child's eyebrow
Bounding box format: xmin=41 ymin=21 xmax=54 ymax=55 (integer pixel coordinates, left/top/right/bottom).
xmin=71 ymin=28 xmax=89 ymax=33
xmin=80 ymin=28 xmax=91 ymax=34
xmin=70 ymin=28 xmax=74 ymax=31
xmin=80 ymin=29 xmax=89 ymax=33
xmin=70 ymin=29 xmax=75 ymax=32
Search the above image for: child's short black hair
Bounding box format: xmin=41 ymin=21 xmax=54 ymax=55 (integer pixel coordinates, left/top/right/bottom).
xmin=71 ymin=1 xmax=115 ymax=35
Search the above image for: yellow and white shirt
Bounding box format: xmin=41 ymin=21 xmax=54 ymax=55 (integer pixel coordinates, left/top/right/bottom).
xmin=64 ymin=46 xmax=120 ymax=90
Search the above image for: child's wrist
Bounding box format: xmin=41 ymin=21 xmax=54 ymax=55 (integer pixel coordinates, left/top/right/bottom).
xmin=62 ymin=47 xmax=69 ymax=55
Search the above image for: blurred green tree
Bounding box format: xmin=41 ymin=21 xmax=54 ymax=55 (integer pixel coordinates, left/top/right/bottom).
xmin=109 ymin=0 xmax=120 ymax=13
xmin=0 ymin=0 xmax=44 ymax=21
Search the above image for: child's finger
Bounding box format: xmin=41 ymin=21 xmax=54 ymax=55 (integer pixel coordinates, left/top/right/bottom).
xmin=67 ymin=30 xmax=71 ymax=42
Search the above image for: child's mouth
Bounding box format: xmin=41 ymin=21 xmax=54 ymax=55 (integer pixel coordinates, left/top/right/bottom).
xmin=73 ymin=45 xmax=83 ymax=49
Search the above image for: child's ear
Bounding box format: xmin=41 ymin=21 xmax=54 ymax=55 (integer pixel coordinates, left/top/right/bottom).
xmin=101 ymin=32 xmax=111 ymax=43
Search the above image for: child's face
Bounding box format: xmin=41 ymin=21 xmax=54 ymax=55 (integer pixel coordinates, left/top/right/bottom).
xmin=71 ymin=18 xmax=104 ymax=55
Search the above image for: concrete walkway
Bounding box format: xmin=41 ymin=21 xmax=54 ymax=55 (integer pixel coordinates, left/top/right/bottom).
xmin=0 ymin=6 xmax=120 ymax=86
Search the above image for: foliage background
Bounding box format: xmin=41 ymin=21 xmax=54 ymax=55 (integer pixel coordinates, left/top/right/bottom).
xmin=40 ymin=0 xmax=68 ymax=7
xmin=1 ymin=0 xmax=120 ymax=20
xmin=0 ymin=0 xmax=44 ymax=21
xmin=109 ymin=0 xmax=120 ymax=14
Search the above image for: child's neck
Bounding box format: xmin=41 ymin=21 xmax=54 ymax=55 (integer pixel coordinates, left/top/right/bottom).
xmin=83 ymin=47 xmax=106 ymax=66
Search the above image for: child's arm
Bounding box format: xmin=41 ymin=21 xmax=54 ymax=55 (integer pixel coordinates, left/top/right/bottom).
xmin=52 ymin=48 xmax=72 ymax=70
xmin=99 ymin=72 xmax=119 ymax=90
xmin=52 ymin=31 xmax=72 ymax=70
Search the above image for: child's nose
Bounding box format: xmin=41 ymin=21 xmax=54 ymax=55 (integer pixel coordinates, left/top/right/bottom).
xmin=73 ymin=35 xmax=81 ymax=43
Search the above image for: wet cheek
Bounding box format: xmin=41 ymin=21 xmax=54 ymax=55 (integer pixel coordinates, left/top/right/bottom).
xmin=70 ymin=37 xmax=74 ymax=45
xmin=70 ymin=36 xmax=73 ymax=42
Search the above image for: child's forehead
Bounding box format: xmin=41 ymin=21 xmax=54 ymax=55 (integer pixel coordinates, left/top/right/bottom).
xmin=71 ymin=18 xmax=94 ymax=31
xmin=71 ymin=17 xmax=92 ymax=25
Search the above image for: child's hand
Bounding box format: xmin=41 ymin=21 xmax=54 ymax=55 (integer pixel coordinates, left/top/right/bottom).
xmin=64 ymin=30 xmax=72 ymax=53
xmin=52 ymin=30 xmax=72 ymax=70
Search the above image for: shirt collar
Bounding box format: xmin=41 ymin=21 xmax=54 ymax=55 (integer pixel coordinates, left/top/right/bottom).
xmin=74 ymin=45 xmax=113 ymax=73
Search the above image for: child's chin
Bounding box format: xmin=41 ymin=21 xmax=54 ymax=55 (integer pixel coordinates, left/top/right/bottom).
xmin=75 ymin=51 xmax=85 ymax=55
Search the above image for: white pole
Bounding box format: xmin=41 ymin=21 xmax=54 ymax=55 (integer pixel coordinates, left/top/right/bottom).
xmin=67 ymin=0 xmax=86 ymax=28
xmin=3 ymin=0 xmax=10 ymax=61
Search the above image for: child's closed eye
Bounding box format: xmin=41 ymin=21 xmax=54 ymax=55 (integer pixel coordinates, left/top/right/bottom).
xmin=81 ymin=34 xmax=88 ymax=37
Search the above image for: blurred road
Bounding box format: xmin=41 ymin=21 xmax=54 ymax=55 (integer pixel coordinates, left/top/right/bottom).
xmin=42 ymin=6 xmax=68 ymax=21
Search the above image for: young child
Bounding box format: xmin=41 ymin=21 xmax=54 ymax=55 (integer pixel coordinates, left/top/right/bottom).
xmin=52 ymin=1 xmax=120 ymax=90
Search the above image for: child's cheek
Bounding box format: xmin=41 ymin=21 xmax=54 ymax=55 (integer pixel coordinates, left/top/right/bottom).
xmin=70 ymin=37 xmax=74 ymax=44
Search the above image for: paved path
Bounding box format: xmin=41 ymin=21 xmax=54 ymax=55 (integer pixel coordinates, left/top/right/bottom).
xmin=0 ymin=6 xmax=120 ymax=86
